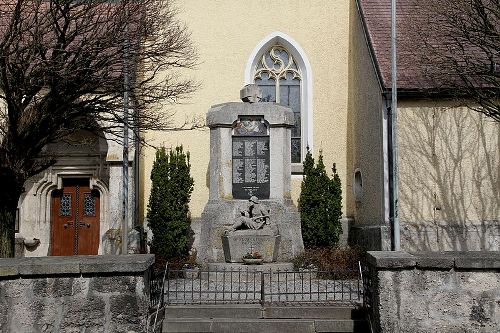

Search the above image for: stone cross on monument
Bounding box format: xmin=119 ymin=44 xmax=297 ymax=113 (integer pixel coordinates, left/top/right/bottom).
xmin=197 ymin=85 xmax=304 ymax=265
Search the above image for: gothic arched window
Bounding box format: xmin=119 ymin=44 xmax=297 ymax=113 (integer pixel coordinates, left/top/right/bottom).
xmin=254 ymin=45 xmax=302 ymax=163
xmin=247 ymin=33 xmax=312 ymax=170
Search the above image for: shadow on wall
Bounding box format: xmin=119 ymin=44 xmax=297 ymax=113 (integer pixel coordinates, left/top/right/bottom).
xmin=398 ymin=107 xmax=500 ymax=251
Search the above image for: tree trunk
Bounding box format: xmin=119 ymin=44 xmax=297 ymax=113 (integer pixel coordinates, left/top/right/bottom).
xmin=0 ymin=207 xmax=16 ymax=257
xmin=0 ymin=168 xmax=24 ymax=258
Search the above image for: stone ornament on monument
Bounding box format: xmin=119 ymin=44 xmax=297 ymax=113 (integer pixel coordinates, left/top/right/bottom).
xmin=223 ymin=195 xmax=280 ymax=263
xmin=197 ymin=85 xmax=304 ymax=265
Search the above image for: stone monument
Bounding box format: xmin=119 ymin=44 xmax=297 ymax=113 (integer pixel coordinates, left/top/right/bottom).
xmin=197 ymin=85 xmax=304 ymax=265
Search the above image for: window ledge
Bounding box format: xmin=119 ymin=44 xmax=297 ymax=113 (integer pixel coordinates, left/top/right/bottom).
xmin=291 ymin=163 xmax=303 ymax=175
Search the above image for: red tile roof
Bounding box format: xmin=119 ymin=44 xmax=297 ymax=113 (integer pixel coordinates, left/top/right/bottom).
xmin=357 ymin=0 xmax=450 ymax=91
xmin=358 ymin=0 xmax=423 ymax=89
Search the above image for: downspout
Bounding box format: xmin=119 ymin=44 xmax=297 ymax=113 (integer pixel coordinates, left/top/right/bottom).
xmin=356 ymin=0 xmax=399 ymax=250
xmin=122 ymin=5 xmax=130 ymax=255
xmin=133 ymin=124 xmax=140 ymax=228
xmin=390 ymin=0 xmax=401 ymax=251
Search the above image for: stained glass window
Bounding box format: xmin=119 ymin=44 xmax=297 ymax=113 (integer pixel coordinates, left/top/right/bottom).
xmin=83 ymin=193 xmax=96 ymax=216
xmin=254 ymin=45 xmax=302 ymax=163
xmin=59 ymin=193 xmax=72 ymax=216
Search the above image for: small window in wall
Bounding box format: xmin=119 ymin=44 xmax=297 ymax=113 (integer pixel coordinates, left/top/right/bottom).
xmin=253 ymin=45 xmax=302 ymax=163
xmin=354 ymin=169 xmax=363 ymax=202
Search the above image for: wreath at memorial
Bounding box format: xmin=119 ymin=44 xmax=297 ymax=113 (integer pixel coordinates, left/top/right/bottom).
xmin=243 ymin=251 xmax=263 ymax=259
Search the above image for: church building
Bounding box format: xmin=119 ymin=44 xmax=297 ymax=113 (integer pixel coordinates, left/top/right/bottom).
xmin=15 ymin=0 xmax=499 ymax=257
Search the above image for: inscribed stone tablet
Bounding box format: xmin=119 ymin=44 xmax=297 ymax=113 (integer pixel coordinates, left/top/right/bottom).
xmin=232 ymin=136 xmax=270 ymax=199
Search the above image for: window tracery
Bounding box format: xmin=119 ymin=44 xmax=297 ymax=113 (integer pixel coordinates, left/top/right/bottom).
xmin=253 ymin=45 xmax=303 ymax=163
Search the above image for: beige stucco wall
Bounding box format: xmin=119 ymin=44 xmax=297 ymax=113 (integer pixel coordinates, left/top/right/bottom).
xmin=398 ymin=101 xmax=500 ymax=251
xmin=347 ymin=0 xmax=387 ymax=228
xmin=141 ymin=0 xmax=351 ymax=220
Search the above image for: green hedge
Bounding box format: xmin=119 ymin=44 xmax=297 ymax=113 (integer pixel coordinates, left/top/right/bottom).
xmin=298 ymin=149 xmax=342 ymax=249
xmin=147 ymin=146 xmax=194 ymax=260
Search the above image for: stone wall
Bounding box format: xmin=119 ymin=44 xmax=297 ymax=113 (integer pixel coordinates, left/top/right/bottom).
xmin=365 ymin=251 xmax=500 ymax=333
xmin=0 ymin=254 xmax=154 ymax=333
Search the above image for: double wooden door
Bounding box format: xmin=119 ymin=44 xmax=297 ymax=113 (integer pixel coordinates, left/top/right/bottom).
xmin=51 ymin=179 xmax=100 ymax=256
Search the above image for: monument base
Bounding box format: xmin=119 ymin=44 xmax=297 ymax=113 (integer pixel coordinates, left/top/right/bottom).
xmin=222 ymin=229 xmax=280 ymax=263
xmin=197 ymin=199 xmax=304 ymax=264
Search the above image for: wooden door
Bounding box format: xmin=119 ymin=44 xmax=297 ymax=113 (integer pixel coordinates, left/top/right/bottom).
xmin=51 ymin=179 xmax=100 ymax=256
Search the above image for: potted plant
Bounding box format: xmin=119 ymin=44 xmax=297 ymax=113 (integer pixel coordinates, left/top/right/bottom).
xmin=242 ymin=251 xmax=264 ymax=265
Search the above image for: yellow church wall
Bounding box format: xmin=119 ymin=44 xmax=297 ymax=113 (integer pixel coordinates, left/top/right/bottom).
xmin=348 ymin=0 xmax=387 ymax=227
xmin=141 ymin=0 xmax=351 ymax=220
xmin=397 ymin=101 xmax=500 ymax=251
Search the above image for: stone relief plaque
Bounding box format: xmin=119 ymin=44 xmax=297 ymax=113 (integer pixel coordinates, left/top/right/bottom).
xmin=232 ymin=117 xmax=270 ymax=199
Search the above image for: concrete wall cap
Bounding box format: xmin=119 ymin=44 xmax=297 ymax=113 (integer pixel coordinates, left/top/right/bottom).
xmin=411 ymin=251 xmax=456 ymax=269
xmin=79 ymin=254 xmax=155 ymax=273
xmin=0 ymin=258 xmax=20 ymax=276
xmin=0 ymin=254 xmax=155 ymax=277
xmin=368 ymin=251 xmax=500 ymax=270
xmin=18 ymin=257 xmax=81 ymax=275
xmin=366 ymin=251 xmax=417 ymax=268
xmin=453 ymin=251 xmax=500 ymax=269
xmin=206 ymin=102 xmax=294 ymax=127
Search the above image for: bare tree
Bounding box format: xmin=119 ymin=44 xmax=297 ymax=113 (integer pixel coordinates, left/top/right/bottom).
xmin=0 ymin=0 xmax=198 ymax=257
xmin=408 ymin=0 xmax=499 ymax=121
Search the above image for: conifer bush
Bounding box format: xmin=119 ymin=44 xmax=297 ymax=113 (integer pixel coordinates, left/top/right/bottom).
xmin=298 ymin=149 xmax=343 ymax=249
xmin=147 ymin=146 xmax=194 ymax=260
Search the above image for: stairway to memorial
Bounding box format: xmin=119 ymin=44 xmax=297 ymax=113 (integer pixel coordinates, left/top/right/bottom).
xmin=161 ymin=304 xmax=369 ymax=333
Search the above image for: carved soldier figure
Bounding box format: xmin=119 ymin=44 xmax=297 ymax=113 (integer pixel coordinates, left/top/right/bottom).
xmin=227 ymin=196 xmax=270 ymax=232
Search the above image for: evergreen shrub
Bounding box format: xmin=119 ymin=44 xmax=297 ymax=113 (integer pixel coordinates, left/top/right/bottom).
xmin=147 ymin=146 xmax=194 ymax=261
xmin=298 ymin=148 xmax=343 ymax=249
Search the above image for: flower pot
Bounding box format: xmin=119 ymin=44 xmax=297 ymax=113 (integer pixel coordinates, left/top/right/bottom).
xmin=243 ymin=258 xmax=264 ymax=265
xmin=183 ymin=267 xmax=199 ymax=279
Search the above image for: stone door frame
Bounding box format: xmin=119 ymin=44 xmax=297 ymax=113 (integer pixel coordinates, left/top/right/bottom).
xmin=51 ymin=177 xmax=101 ymax=256
xmin=28 ymin=168 xmax=110 ymax=255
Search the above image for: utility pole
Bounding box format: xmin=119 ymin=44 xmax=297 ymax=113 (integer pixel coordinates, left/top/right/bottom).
xmin=122 ymin=5 xmax=130 ymax=255
xmin=391 ymin=0 xmax=400 ymax=251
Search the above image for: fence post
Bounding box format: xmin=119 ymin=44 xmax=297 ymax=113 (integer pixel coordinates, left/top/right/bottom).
xmin=260 ymin=272 xmax=265 ymax=306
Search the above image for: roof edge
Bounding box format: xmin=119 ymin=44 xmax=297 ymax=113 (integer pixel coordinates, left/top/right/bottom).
xmin=355 ymin=0 xmax=387 ymax=91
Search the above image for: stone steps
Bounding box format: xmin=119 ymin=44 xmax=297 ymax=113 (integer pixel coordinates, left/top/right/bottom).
xmin=162 ymin=305 xmax=369 ymax=333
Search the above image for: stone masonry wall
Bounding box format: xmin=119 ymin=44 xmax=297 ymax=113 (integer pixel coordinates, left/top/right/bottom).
xmin=0 ymin=254 xmax=154 ymax=333
xmin=366 ymin=251 xmax=500 ymax=333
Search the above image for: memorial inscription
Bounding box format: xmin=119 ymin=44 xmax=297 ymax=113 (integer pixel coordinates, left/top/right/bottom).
xmin=232 ymin=117 xmax=270 ymax=199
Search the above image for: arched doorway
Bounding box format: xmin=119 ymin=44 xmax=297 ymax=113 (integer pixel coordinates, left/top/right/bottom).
xmin=51 ymin=178 xmax=100 ymax=256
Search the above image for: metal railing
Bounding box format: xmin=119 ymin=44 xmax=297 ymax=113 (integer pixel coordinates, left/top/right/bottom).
xmin=361 ymin=261 xmax=374 ymax=310
xmin=159 ymin=267 xmax=363 ymax=306
xmin=149 ymin=268 xmax=165 ymax=309
xmin=148 ymin=263 xmax=168 ymax=333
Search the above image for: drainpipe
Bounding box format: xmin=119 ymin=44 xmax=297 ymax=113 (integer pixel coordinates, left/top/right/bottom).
xmin=133 ymin=119 xmax=140 ymax=228
xmin=390 ymin=0 xmax=401 ymax=251
xmin=122 ymin=6 xmax=130 ymax=255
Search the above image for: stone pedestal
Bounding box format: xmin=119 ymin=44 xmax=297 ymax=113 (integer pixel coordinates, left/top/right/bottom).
xmin=222 ymin=229 xmax=280 ymax=263
xmin=198 ymin=199 xmax=303 ymax=263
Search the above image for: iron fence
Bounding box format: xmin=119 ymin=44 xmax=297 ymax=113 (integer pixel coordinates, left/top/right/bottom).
xmin=159 ymin=267 xmax=363 ymax=306
xmin=148 ymin=266 xmax=168 ymax=333
xmin=361 ymin=260 xmax=374 ymax=310
xmin=149 ymin=268 xmax=165 ymax=309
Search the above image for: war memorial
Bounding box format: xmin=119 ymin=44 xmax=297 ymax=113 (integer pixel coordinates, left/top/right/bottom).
xmin=197 ymin=84 xmax=304 ymax=267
